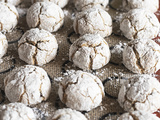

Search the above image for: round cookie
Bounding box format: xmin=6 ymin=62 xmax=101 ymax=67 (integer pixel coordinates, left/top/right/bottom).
xmin=120 ymin=9 xmax=159 ymax=40
xmin=118 ymin=75 xmax=160 ymax=113
xmin=73 ymin=8 xmax=112 ymax=38
xmin=123 ymin=39 xmax=160 ymax=74
xmin=0 ymin=2 xmax=19 ymax=32
xmin=69 ymin=34 xmax=111 ymax=70
xmin=0 ymin=103 xmax=36 ymax=120
xmin=122 ymin=0 xmax=159 ymax=13
xmin=0 ymin=32 xmax=8 ymax=59
xmin=52 ymin=108 xmax=88 ymax=120
xmin=26 ymin=2 xmax=64 ymax=32
xmin=18 ymin=28 xmax=58 ymax=66
xmin=31 ymin=0 xmax=69 ymax=8
xmin=58 ymin=70 xmax=105 ymax=111
xmin=118 ymin=111 xmax=160 ymax=120
xmin=4 ymin=65 xmax=51 ymax=105
xmin=0 ymin=0 xmax=23 ymax=6
xmin=74 ymin=0 xmax=109 ymax=11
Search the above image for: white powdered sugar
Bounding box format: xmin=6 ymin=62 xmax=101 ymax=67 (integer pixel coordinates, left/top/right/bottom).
xmin=26 ymin=2 xmax=64 ymax=32
xmin=123 ymin=39 xmax=160 ymax=74
xmin=73 ymin=8 xmax=112 ymax=38
xmin=118 ymin=74 xmax=160 ymax=113
xmin=4 ymin=65 xmax=51 ymax=105
xmin=69 ymin=34 xmax=111 ymax=70
xmin=0 ymin=103 xmax=36 ymax=120
xmin=18 ymin=28 xmax=58 ymax=66
xmin=0 ymin=0 xmax=23 ymax=6
xmin=58 ymin=70 xmax=104 ymax=111
xmin=0 ymin=33 xmax=8 ymax=59
xmin=120 ymin=9 xmax=159 ymax=40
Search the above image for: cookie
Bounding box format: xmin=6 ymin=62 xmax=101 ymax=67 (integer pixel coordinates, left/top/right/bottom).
xmin=0 ymin=32 xmax=8 ymax=59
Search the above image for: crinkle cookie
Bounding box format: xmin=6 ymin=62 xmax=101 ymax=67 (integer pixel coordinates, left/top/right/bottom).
xmin=120 ymin=9 xmax=159 ymax=40
xmin=74 ymin=0 xmax=109 ymax=11
xmin=123 ymin=39 xmax=160 ymax=74
xmin=58 ymin=70 xmax=105 ymax=111
xmin=18 ymin=28 xmax=58 ymax=66
xmin=4 ymin=65 xmax=51 ymax=105
xmin=0 ymin=103 xmax=36 ymax=120
xmin=122 ymin=0 xmax=159 ymax=13
xmin=0 ymin=0 xmax=23 ymax=6
xmin=52 ymin=108 xmax=88 ymax=120
xmin=31 ymin=0 xmax=69 ymax=8
xmin=26 ymin=2 xmax=64 ymax=32
xmin=118 ymin=111 xmax=160 ymax=120
xmin=69 ymin=34 xmax=111 ymax=70
xmin=73 ymin=8 xmax=112 ymax=38
xmin=0 ymin=2 xmax=19 ymax=32
xmin=0 ymin=32 xmax=8 ymax=59
xmin=118 ymin=75 xmax=160 ymax=113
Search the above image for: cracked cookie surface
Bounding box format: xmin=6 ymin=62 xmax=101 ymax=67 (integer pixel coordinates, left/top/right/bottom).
xmin=123 ymin=39 xmax=160 ymax=74
xmin=52 ymin=108 xmax=88 ymax=120
xmin=118 ymin=111 xmax=160 ymax=120
xmin=73 ymin=8 xmax=112 ymax=38
xmin=26 ymin=2 xmax=64 ymax=32
xmin=122 ymin=0 xmax=159 ymax=13
xmin=69 ymin=34 xmax=111 ymax=70
xmin=118 ymin=75 xmax=160 ymax=113
xmin=58 ymin=70 xmax=104 ymax=111
xmin=18 ymin=28 xmax=58 ymax=66
xmin=0 ymin=32 xmax=8 ymax=59
xmin=4 ymin=65 xmax=51 ymax=105
xmin=120 ymin=9 xmax=159 ymax=40
xmin=0 ymin=0 xmax=23 ymax=6
xmin=0 ymin=103 xmax=36 ymax=120
xmin=31 ymin=0 xmax=69 ymax=8
xmin=0 ymin=2 xmax=19 ymax=32
xmin=74 ymin=0 xmax=109 ymax=11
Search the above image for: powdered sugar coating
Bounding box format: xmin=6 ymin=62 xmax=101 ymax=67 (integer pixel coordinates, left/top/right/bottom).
xmin=74 ymin=0 xmax=109 ymax=11
xmin=122 ymin=0 xmax=159 ymax=13
xmin=73 ymin=8 xmax=112 ymax=38
xmin=52 ymin=108 xmax=88 ymax=120
xmin=58 ymin=70 xmax=104 ymax=111
xmin=0 ymin=103 xmax=36 ymax=120
xmin=26 ymin=2 xmax=64 ymax=32
xmin=4 ymin=65 xmax=51 ymax=105
xmin=69 ymin=34 xmax=111 ymax=70
xmin=0 ymin=0 xmax=23 ymax=6
xmin=18 ymin=28 xmax=58 ymax=66
xmin=120 ymin=9 xmax=159 ymax=40
xmin=0 ymin=33 xmax=8 ymax=59
xmin=123 ymin=39 xmax=160 ymax=74
xmin=118 ymin=111 xmax=160 ymax=120
xmin=31 ymin=0 xmax=69 ymax=8
xmin=0 ymin=2 xmax=19 ymax=32
xmin=118 ymin=75 xmax=160 ymax=113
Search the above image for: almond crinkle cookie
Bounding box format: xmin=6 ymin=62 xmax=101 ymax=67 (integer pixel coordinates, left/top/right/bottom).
xmin=117 ymin=111 xmax=160 ymax=120
xmin=4 ymin=65 xmax=51 ymax=105
xmin=74 ymin=0 xmax=109 ymax=11
xmin=120 ymin=9 xmax=159 ymax=40
xmin=73 ymin=8 xmax=112 ymax=38
xmin=26 ymin=2 xmax=64 ymax=32
xmin=52 ymin=108 xmax=88 ymax=120
xmin=0 ymin=103 xmax=36 ymax=120
xmin=0 ymin=2 xmax=19 ymax=32
xmin=69 ymin=34 xmax=111 ymax=70
xmin=31 ymin=0 xmax=69 ymax=8
xmin=118 ymin=75 xmax=160 ymax=113
xmin=0 ymin=32 xmax=8 ymax=59
xmin=58 ymin=70 xmax=105 ymax=111
xmin=0 ymin=0 xmax=23 ymax=6
xmin=123 ymin=39 xmax=160 ymax=74
xmin=122 ymin=0 xmax=159 ymax=13
xmin=18 ymin=28 xmax=58 ymax=66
